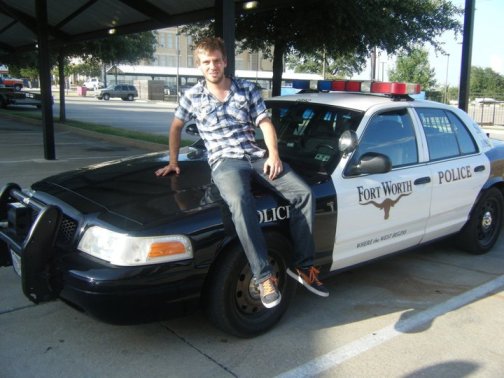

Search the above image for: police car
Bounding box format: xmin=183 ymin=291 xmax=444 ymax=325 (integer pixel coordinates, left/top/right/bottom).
xmin=1 ymin=80 xmax=504 ymax=337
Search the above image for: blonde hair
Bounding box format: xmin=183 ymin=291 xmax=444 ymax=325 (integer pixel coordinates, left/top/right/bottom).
xmin=193 ymin=37 xmax=227 ymax=66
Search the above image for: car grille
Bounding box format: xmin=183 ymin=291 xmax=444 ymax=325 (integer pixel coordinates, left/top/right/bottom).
xmin=57 ymin=215 xmax=78 ymax=245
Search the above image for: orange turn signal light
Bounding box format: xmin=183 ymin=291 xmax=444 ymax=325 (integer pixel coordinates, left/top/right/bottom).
xmin=148 ymin=242 xmax=186 ymax=258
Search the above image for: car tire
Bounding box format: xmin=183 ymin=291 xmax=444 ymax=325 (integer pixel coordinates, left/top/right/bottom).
xmin=456 ymin=187 xmax=503 ymax=254
xmin=127 ymin=94 xmax=134 ymax=101
xmin=202 ymin=232 xmax=296 ymax=337
xmin=14 ymin=84 xmax=22 ymax=91
xmin=103 ymin=93 xmax=110 ymax=101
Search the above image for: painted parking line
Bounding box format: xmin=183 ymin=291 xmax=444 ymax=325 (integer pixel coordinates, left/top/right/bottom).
xmin=277 ymin=274 xmax=504 ymax=378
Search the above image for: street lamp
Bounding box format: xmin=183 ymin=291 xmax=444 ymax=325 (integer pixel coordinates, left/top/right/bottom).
xmin=444 ymin=53 xmax=450 ymax=103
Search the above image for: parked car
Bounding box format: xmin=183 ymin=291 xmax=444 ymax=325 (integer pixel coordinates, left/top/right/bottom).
xmin=83 ymin=78 xmax=104 ymax=90
xmin=0 ymin=74 xmax=23 ymax=91
xmin=95 ymin=84 xmax=138 ymax=101
xmin=0 ymin=87 xmax=43 ymax=108
xmin=2 ymin=80 xmax=504 ymax=337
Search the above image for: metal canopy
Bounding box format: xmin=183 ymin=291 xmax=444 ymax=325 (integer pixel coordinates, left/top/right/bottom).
xmin=0 ymin=0 xmax=296 ymax=54
xmin=0 ymin=0 xmax=297 ymax=160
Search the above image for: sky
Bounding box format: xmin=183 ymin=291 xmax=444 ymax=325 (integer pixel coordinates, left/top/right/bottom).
xmin=355 ymin=0 xmax=504 ymax=87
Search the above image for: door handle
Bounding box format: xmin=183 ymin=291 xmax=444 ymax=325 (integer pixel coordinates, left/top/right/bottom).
xmin=414 ymin=177 xmax=431 ymax=185
xmin=474 ymin=165 xmax=485 ymax=172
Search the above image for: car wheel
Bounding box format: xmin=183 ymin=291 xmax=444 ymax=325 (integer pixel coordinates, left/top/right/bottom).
xmin=203 ymin=232 xmax=296 ymax=337
xmin=127 ymin=94 xmax=134 ymax=101
xmin=103 ymin=93 xmax=110 ymax=101
xmin=14 ymin=84 xmax=22 ymax=91
xmin=457 ymin=187 xmax=503 ymax=254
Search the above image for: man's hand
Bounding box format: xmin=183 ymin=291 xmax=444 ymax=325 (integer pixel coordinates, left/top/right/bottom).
xmin=264 ymin=156 xmax=283 ymax=180
xmin=155 ymin=163 xmax=180 ymax=177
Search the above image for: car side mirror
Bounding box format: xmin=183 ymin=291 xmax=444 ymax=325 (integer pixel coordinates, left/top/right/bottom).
xmin=338 ymin=130 xmax=358 ymax=155
xmin=185 ymin=121 xmax=199 ymax=136
xmin=347 ymin=152 xmax=392 ymax=176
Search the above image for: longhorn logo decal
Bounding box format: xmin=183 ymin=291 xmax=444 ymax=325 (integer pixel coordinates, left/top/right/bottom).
xmin=357 ymin=180 xmax=413 ymax=219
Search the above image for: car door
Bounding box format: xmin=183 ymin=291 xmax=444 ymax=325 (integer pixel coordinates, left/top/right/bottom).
xmin=330 ymin=108 xmax=432 ymax=271
xmin=414 ymin=107 xmax=490 ymax=242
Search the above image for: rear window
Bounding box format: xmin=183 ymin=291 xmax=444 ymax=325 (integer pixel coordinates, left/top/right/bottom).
xmin=415 ymin=108 xmax=478 ymax=160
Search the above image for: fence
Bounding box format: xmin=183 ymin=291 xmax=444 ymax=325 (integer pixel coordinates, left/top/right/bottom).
xmin=467 ymin=101 xmax=504 ymax=126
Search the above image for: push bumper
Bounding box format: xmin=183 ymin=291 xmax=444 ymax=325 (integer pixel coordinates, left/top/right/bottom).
xmin=0 ymin=183 xmax=62 ymax=303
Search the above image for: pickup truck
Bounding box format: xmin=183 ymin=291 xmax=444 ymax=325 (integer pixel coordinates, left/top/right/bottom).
xmin=0 ymin=87 xmax=42 ymax=108
xmin=0 ymin=75 xmax=23 ymax=91
xmin=83 ymin=78 xmax=104 ymax=90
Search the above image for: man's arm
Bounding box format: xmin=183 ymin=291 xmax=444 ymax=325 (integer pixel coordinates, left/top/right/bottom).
xmin=155 ymin=117 xmax=185 ymax=176
xmin=259 ymin=117 xmax=283 ymax=180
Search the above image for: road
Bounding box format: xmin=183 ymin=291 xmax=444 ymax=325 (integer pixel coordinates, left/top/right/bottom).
xmin=55 ymin=91 xmax=177 ymax=136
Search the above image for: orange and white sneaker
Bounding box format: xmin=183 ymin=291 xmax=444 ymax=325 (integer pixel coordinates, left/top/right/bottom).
xmin=287 ymin=266 xmax=329 ymax=297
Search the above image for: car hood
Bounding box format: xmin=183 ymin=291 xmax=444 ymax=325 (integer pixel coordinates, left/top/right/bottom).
xmin=30 ymin=151 xmax=221 ymax=231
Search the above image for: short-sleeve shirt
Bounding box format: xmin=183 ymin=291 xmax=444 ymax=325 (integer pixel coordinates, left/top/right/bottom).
xmin=174 ymin=77 xmax=269 ymax=168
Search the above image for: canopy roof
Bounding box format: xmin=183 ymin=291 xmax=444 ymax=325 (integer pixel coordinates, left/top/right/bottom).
xmin=0 ymin=0 xmax=295 ymax=54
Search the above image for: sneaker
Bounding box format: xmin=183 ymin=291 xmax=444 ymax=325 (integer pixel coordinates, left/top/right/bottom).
xmin=257 ymin=276 xmax=282 ymax=308
xmin=287 ymin=266 xmax=329 ymax=297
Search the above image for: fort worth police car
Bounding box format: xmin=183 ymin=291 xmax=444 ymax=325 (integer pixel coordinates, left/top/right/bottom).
xmin=2 ymin=80 xmax=504 ymax=337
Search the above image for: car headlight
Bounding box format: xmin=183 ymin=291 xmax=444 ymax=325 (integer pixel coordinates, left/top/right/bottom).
xmin=77 ymin=226 xmax=193 ymax=266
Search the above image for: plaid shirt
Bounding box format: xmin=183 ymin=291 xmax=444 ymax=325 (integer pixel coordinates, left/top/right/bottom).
xmin=174 ymin=78 xmax=269 ymax=168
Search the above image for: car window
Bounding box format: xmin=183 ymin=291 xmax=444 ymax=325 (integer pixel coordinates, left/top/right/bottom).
xmin=350 ymin=108 xmax=418 ymax=170
xmin=264 ymin=101 xmax=363 ymax=179
xmin=415 ymin=108 xmax=478 ymax=160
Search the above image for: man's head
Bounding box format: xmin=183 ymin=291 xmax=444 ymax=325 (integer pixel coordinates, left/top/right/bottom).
xmin=193 ymin=37 xmax=227 ymax=66
xmin=194 ymin=37 xmax=228 ymax=85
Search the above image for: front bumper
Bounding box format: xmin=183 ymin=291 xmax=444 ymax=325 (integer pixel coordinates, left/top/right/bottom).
xmin=0 ymin=184 xmax=206 ymax=321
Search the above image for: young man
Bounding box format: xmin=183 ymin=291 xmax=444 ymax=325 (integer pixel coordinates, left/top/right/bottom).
xmin=155 ymin=37 xmax=328 ymax=308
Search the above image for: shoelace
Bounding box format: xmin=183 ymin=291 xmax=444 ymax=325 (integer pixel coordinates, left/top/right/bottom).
xmin=261 ymin=278 xmax=277 ymax=296
xmin=306 ymin=266 xmax=322 ymax=285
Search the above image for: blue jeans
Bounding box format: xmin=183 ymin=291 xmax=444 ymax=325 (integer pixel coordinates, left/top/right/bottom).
xmin=211 ymin=156 xmax=315 ymax=282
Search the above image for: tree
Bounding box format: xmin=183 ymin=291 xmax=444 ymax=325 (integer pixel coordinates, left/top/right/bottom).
xmin=236 ymin=0 xmax=461 ymax=96
xmin=285 ymin=51 xmax=364 ymax=79
xmin=389 ymin=48 xmax=437 ymax=90
xmin=470 ymin=67 xmax=504 ymax=98
xmin=3 ymin=31 xmax=157 ymax=81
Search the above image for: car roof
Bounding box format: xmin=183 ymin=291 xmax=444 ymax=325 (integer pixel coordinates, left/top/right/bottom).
xmin=266 ymin=92 xmax=434 ymax=113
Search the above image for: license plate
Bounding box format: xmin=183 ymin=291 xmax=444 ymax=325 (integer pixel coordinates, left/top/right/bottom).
xmin=10 ymin=250 xmax=21 ymax=277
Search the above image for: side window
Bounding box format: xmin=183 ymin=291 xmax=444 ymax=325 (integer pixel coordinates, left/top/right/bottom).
xmin=351 ymin=109 xmax=418 ymax=169
xmin=267 ymin=102 xmax=363 ymax=179
xmin=416 ymin=108 xmax=477 ymax=160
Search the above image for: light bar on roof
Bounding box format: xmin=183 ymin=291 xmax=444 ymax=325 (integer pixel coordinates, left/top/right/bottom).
xmin=291 ymin=79 xmax=421 ymax=96
xmin=370 ymin=81 xmax=421 ymax=95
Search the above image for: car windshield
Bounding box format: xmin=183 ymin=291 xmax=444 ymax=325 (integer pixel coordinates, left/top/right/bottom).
xmin=262 ymin=101 xmax=363 ymax=180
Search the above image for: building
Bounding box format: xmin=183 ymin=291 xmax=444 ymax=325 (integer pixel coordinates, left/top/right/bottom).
xmin=105 ymin=27 xmax=322 ymax=99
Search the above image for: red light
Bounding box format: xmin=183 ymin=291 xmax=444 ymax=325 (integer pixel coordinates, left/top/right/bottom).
xmin=331 ymin=80 xmax=346 ymax=91
xmin=370 ymin=81 xmax=421 ymax=95
xmin=345 ymin=81 xmax=362 ymax=92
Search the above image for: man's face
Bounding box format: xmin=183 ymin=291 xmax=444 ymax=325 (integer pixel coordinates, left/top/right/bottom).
xmin=197 ymin=49 xmax=227 ymax=84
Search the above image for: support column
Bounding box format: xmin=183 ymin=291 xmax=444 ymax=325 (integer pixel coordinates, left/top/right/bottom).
xmin=458 ymin=0 xmax=475 ymax=112
xmin=36 ymin=0 xmax=56 ymax=160
xmin=215 ymin=0 xmax=235 ymax=77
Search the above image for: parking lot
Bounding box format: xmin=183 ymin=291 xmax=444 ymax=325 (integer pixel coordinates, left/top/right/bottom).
xmin=1 ymin=109 xmax=504 ymax=377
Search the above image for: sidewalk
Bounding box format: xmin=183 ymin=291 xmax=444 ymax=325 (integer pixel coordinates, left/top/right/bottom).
xmin=0 ymin=114 xmax=165 ymax=188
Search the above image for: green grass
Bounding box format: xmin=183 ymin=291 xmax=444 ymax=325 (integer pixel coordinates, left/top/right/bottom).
xmin=0 ymin=108 xmax=193 ymax=147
